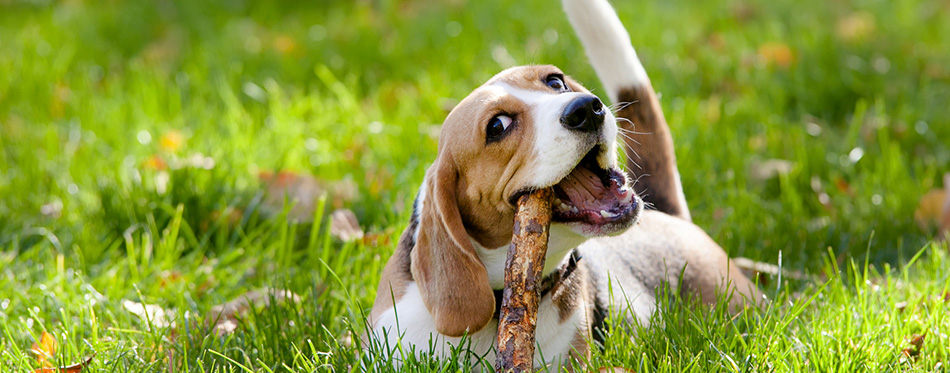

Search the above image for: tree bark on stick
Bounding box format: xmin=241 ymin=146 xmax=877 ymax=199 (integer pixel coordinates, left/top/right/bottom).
xmin=496 ymin=188 xmax=554 ymax=372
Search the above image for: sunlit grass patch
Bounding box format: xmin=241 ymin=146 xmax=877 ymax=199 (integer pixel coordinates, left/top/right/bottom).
xmin=1 ymin=0 xmax=949 ymax=371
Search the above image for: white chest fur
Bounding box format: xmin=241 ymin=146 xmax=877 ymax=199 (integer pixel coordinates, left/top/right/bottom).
xmin=476 ymin=224 xmax=589 ymax=289
xmin=369 ymin=281 xmax=588 ymax=370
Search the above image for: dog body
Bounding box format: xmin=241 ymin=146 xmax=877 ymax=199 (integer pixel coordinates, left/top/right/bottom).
xmin=367 ymin=0 xmax=760 ymax=368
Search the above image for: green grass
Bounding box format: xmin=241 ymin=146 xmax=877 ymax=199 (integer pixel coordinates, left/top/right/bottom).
xmin=1 ymin=0 xmax=949 ymax=371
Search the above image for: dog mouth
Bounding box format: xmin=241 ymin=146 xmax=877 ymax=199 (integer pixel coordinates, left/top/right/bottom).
xmin=549 ymin=145 xmax=639 ymax=230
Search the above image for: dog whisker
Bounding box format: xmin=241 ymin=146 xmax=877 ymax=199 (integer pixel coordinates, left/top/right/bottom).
xmin=615 ymin=119 xmax=653 ymax=136
xmin=608 ymin=100 xmax=638 ymax=113
xmin=616 ymin=131 xmax=642 ymax=146
xmin=616 ymin=133 xmax=643 ymax=162
xmin=631 ymin=173 xmax=650 ymax=187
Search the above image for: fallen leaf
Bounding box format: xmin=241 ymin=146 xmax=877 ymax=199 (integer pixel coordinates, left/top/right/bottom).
xmin=123 ymin=300 xmax=174 ymax=329
xmin=599 ymin=368 xmax=635 ymax=373
xmin=30 ymin=331 xmax=57 ymax=368
xmin=895 ymin=301 xmax=908 ymax=313
xmin=901 ymin=333 xmax=926 ymax=358
xmin=330 ymin=209 xmax=364 ymax=241
xmin=360 ymin=231 xmax=393 ymax=247
xmin=748 ymin=159 xmax=794 ymax=182
xmin=942 ymin=291 xmax=950 ymax=303
xmin=209 ymin=288 xmax=302 ymax=336
xmin=757 ymin=42 xmax=795 ymax=68
xmin=32 ymin=354 xmax=94 ymax=373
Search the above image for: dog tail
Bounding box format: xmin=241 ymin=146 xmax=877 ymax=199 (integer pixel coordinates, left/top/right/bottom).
xmin=560 ymin=0 xmax=650 ymax=103
xmin=562 ymin=0 xmax=691 ymax=221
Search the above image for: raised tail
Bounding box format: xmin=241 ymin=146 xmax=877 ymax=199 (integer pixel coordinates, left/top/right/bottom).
xmin=562 ymin=0 xmax=691 ymax=221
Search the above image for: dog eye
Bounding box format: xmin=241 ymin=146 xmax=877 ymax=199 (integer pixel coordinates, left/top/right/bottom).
xmin=486 ymin=115 xmax=513 ymax=141
xmin=545 ymin=74 xmax=569 ymax=92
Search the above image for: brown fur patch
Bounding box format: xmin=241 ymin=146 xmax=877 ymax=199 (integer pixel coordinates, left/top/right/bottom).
xmin=441 ymin=65 xmax=593 ymax=249
xmin=409 ymin=153 xmax=496 ymax=337
xmin=550 ymin=258 xmax=589 ymax=322
xmin=368 ymin=228 xmax=414 ymax=325
xmin=615 ymin=84 xmax=689 ymax=220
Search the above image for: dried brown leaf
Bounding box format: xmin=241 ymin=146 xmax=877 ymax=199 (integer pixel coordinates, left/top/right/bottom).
xmin=32 ymin=354 xmax=94 ymax=373
xmin=902 ymin=333 xmax=926 ymax=358
xmin=359 ymin=231 xmax=393 ymax=247
xmin=30 ymin=331 xmax=57 ymax=368
xmin=330 ymin=209 xmax=364 ymax=242
xmin=122 ymin=300 xmax=174 ymax=328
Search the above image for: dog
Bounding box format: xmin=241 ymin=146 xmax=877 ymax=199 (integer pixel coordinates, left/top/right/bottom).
xmin=365 ymin=0 xmax=761 ymax=368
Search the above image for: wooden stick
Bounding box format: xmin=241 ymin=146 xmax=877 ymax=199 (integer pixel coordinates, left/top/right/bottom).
xmin=496 ymin=188 xmax=554 ymax=372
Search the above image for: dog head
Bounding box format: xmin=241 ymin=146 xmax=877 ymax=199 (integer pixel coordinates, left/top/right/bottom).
xmin=410 ymin=65 xmax=642 ymax=336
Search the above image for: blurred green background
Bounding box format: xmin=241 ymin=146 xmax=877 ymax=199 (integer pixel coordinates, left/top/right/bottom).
xmin=1 ymin=0 xmax=949 ymax=371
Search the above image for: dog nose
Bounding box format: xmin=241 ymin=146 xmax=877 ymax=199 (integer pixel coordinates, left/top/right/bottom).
xmin=560 ymin=95 xmax=605 ymax=133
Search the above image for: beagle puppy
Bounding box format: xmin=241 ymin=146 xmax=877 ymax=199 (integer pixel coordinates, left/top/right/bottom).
xmin=366 ymin=0 xmax=761 ymax=368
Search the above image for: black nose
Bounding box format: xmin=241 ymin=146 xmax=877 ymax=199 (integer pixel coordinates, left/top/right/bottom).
xmin=560 ymin=95 xmax=605 ymax=133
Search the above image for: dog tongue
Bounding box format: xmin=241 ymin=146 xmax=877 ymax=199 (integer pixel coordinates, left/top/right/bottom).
xmin=557 ymin=165 xmax=607 ymax=209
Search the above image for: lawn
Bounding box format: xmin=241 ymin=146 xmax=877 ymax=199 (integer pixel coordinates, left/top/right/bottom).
xmin=1 ymin=0 xmax=949 ymax=371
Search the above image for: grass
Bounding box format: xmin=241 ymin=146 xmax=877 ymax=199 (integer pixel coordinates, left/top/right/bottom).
xmin=1 ymin=0 xmax=949 ymax=371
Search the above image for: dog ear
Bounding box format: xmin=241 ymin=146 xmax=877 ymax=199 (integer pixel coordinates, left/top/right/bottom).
xmin=410 ymin=151 xmax=495 ymax=337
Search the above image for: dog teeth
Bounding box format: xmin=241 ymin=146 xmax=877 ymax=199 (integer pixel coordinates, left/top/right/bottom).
xmin=620 ymin=191 xmax=633 ymax=203
xmin=600 ymin=209 xmax=621 ymax=218
xmin=553 ymin=198 xmax=562 ymax=205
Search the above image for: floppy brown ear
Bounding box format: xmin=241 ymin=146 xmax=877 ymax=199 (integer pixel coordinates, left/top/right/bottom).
xmin=410 ymin=152 xmax=495 ymax=337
